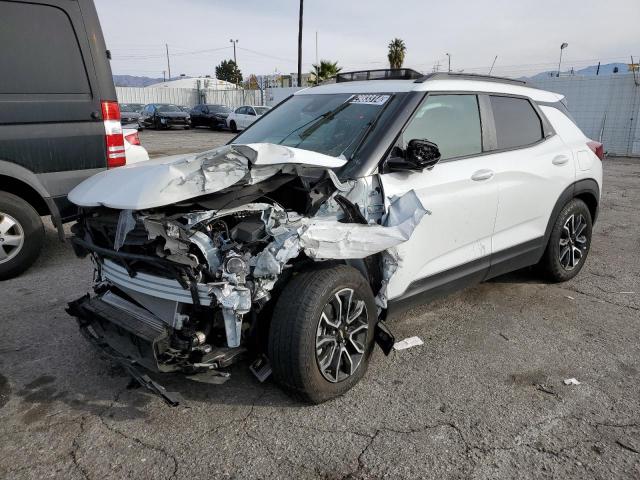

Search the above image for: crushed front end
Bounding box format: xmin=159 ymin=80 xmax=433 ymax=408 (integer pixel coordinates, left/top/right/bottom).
xmin=66 ymin=143 xmax=428 ymax=400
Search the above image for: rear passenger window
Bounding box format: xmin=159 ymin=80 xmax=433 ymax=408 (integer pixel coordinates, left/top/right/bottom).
xmin=490 ymin=96 xmax=543 ymax=150
xmin=401 ymin=94 xmax=482 ymax=160
xmin=0 ymin=2 xmax=90 ymax=94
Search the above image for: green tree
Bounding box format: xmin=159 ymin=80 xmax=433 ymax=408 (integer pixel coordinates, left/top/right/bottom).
xmin=309 ymin=60 xmax=342 ymax=84
xmin=215 ymin=59 xmax=242 ymax=84
xmin=387 ymin=38 xmax=406 ymax=69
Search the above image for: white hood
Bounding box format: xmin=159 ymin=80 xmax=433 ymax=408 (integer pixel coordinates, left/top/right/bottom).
xmin=68 ymin=143 xmax=346 ymax=210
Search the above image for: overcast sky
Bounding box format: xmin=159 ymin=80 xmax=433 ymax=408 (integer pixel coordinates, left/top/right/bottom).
xmin=95 ymin=0 xmax=640 ymax=79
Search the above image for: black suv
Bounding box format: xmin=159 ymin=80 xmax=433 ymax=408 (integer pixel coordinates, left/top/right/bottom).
xmin=189 ymin=104 xmax=232 ymax=130
xmin=0 ymin=0 xmax=120 ymax=279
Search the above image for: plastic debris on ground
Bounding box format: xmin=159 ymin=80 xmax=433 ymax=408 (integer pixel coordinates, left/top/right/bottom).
xmin=393 ymin=336 xmax=424 ymax=351
xmin=563 ymin=377 xmax=581 ymax=385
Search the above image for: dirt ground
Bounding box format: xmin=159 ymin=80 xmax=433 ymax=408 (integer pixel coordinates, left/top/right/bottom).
xmin=1 ymin=129 xmax=638 ymax=479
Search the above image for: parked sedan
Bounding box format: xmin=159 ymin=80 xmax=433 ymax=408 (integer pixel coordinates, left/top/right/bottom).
xmin=119 ymin=104 xmax=141 ymax=126
xmin=138 ymin=103 xmax=191 ymax=130
xmin=190 ymin=104 xmax=232 ymax=130
xmin=226 ymin=105 xmax=270 ymax=132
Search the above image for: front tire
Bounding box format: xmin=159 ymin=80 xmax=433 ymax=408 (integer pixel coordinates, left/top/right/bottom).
xmin=538 ymin=198 xmax=592 ymax=282
xmin=0 ymin=192 xmax=44 ymax=280
xmin=229 ymin=120 xmax=238 ymax=133
xmin=268 ymin=265 xmax=376 ymax=404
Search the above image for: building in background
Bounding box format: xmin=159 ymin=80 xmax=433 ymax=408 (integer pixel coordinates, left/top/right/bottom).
xmin=146 ymin=76 xmax=236 ymax=90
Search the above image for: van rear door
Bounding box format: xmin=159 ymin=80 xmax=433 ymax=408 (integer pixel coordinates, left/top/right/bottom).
xmin=0 ymin=0 xmax=115 ymax=219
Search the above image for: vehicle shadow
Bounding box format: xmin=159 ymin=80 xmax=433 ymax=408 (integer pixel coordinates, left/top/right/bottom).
xmin=485 ymin=267 xmax=549 ymax=285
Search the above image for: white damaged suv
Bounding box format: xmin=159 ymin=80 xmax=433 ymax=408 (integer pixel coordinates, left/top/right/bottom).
xmin=67 ymin=70 xmax=603 ymax=404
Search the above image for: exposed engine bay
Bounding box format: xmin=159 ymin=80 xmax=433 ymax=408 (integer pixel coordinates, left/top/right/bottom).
xmin=66 ymin=143 xmax=427 ymax=395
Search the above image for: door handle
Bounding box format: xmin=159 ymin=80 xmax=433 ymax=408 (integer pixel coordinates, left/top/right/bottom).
xmin=552 ymin=155 xmax=570 ymax=166
xmin=471 ymin=169 xmax=494 ymax=181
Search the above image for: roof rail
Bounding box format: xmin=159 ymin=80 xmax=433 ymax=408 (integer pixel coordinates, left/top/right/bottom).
xmin=414 ymin=72 xmax=527 ymax=85
xmin=336 ymin=68 xmax=423 ymax=83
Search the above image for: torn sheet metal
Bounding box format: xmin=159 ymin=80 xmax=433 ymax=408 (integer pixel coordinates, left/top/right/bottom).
xmin=299 ymin=190 xmax=428 ymax=259
xmin=68 ymin=143 xmax=346 ymax=210
xmin=113 ymin=209 xmax=136 ymax=251
xmin=375 ymin=249 xmax=400 ymax=309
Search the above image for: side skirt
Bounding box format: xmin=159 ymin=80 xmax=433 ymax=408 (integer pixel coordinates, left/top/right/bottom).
xmin=385 ymin=237 xmax=545 ymax=319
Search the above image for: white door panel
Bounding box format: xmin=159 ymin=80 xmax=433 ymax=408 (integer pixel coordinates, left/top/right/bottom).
xmin=380 ymin=158 xmax=498 ymax=300
xmin=491 ymin=135 xmax=575 ymax=253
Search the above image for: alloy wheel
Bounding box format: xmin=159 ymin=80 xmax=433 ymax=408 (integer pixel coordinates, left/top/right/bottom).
xmin=559 ymin=213 xmax=588 ymax=271
xmin=315 ymin=288 xmax=369 ymax=383
xmin=0 ymin=212 xmax=25 ymax=264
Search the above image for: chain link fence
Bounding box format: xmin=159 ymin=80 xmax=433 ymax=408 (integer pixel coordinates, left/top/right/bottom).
xmin=530 ymin=73 xmax=640 ymax=156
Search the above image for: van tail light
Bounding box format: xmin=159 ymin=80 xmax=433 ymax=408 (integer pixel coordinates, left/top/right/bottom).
xmin=124 ymin=131 xmax=141 ymax=146
xmin=101 ymin=100 xmax=126 ymax=168
xmin=587 ymin=140 xmax=604 ymax=161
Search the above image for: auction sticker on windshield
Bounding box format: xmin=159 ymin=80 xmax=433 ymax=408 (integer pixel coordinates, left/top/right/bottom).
xmin=349 ymin=94 xmax=391 ymax=105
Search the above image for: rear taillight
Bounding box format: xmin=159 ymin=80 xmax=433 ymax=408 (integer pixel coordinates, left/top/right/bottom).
xmin=101 ymin=100 xmax=126 ymax=168
xmin=124 ymin=131 xmax=141 ymax=146
xmin=587 ymin=140 xmax=604 ymax=161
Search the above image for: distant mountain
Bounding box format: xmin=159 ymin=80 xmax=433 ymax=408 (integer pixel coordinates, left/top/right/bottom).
xmin=526 ymin=63 xmax=631 ymax=80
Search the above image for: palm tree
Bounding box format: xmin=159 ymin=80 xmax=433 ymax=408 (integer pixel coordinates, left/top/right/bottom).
xmin=309 ymin=60 xmax=342 ymax=84
xmin=388 ymin=38 xmax=406 ymax=69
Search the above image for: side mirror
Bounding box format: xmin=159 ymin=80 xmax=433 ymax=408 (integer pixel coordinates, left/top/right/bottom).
xmin=386 ymin=139 xmax=441 ymax=172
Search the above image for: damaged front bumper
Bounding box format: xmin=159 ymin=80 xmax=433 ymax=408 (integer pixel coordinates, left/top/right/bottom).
xmin=67 ymin=290 xmax=244 ymax=377
xmin=65 ymin=142 xmax=428 ymax=403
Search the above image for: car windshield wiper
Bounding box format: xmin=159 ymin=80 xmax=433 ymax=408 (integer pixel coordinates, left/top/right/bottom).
xmin=338 ymin=94 xmax=394 ymax=159
xmin=277 ymin=100 xmax=353 ymax=146
xmin=298 ymin=101 xmax=353 ymax=139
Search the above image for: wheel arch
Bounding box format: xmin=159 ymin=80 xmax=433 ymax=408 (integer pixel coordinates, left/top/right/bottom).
xmin=0 ymin=160 xmax=64 ymax=238
xmin=543 ymin=179 xmax=600 ymax=247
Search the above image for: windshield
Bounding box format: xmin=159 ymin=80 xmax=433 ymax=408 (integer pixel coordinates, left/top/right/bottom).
xmin=156 ymin=104 xmax=182 ymax=113
xmin=232 ymin=94 xmax=392 ymax=158
xmin=254 ymin=106 xmax=270 ymax=115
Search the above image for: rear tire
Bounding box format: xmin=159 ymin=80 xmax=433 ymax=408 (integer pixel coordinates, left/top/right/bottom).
xmin=537 ymin=198 xmax=592 ymax=282
xmin=268 ymin=265 xmax=376 ymax=404
xmin=230 ymin=120 xmax=238 ymax=133
xmin=0 ymin=192 xmax=44 ymax=280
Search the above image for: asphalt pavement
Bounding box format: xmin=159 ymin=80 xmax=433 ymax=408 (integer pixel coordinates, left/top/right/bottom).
xmin=1 ymin=130 xmax=638 ymax=479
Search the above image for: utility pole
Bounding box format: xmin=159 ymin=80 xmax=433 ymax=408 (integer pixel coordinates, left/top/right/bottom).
xmin=297 ymin=0 xmax=303 ymax=87
xmin=446 ymin=53 xmax=451 ymax=72
xmin=229 ymin=39 xmax=238 ymax=64
xmin=489 ymin=55 xmax=498 ymax=75
xmin=165 ymin=44 xmax=171 ymax=81
xmin=557 ymin=42 xmax=568 ymax=77
xmin=229 ymin=39 xmax=239 ymax=86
